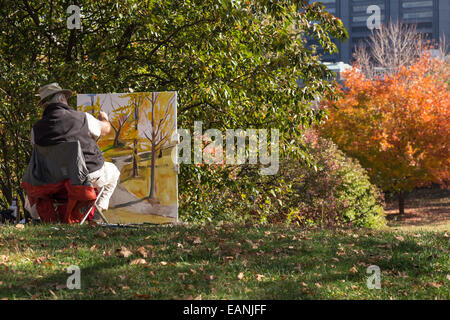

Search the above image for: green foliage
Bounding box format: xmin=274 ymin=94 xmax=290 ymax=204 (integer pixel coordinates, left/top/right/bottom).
xmin=0 ymin=1 xmax=347 ymax=216
xmin=179 ymin=130 xmax=385 ymax=229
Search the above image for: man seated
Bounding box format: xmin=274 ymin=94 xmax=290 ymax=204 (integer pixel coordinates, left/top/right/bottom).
xmin=31 ymin=82 xmax=120 ymax=219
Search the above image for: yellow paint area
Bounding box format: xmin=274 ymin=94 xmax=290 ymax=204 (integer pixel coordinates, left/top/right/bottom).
xmin=120 ymin=149 xmax=177 ymax=206
xmin=104 ymin=208 xmax=175 ymax=224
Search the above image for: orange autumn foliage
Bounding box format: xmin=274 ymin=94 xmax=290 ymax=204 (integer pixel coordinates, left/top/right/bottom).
xmin=321 ymin=54 xmax=450 ymax=193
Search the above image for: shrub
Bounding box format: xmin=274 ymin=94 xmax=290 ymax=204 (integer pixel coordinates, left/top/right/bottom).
xmin=282 ymin=129 xmax=385 ymax=228
xmin=179 ymin=130 xmax=386 ymax=229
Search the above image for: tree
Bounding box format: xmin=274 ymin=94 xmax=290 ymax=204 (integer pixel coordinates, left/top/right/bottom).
xmin=0 ymin=0 xmax=347 ymax=215
xmin=353 ymin=21 xmax=424 ymax=79
xmin=107 ymin=95 xmax=132 ymax=147
xmin=119 ymin=92 xmax=151 ymax=177
xmin=321 ymin=54 xmax=450 ymax=214
xmin=139 ymin=92 xmax=176 ymax=203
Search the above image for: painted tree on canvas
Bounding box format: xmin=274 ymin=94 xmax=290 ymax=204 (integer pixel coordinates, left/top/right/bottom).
xmin=106 ymin=95 xmax=132 ymax=147
xmin=120 ymin=92 xmax=151 ymax=178
xmin=80 ymin=96 xmax=102 ymax=118
xmin=140 ymin=92 xmax=176 ymax=203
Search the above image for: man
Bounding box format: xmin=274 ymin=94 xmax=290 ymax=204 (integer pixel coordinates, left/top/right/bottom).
xmin=32 ymin=83 xmax=120 ymax=217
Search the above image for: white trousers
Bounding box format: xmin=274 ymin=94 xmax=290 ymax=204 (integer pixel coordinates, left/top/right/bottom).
xmin=87 ymin=162 xmax=120 ymax=211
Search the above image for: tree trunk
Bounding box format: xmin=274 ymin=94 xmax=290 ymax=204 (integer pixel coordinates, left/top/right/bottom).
xmin=398 ymin=191 xmax=405 ymax=215
xmin=149 ymin=144 xmax=157 ymax=201
xmin=148 ymin=92 xmax=158 ymax=202
xmin=132 ymin=139 xmax=138 ymax=177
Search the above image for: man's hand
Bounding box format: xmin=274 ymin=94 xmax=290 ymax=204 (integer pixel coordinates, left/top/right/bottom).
xmin=98 ymin=111 xmax=111 ymax=136
xmin=98 ymin=111 xmax=109 ymax=122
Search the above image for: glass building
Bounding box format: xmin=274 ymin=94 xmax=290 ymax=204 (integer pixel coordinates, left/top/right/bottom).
xmin=307 ymin=0 xmax=450 ymax=63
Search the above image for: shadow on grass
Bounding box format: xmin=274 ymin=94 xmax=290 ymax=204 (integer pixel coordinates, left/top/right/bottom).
xmin=1 ymin=224 xmax=447 ymax=299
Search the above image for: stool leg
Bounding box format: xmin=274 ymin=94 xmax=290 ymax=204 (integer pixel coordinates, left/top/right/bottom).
xmin=80 ymin=186 xmax=106 ymax=225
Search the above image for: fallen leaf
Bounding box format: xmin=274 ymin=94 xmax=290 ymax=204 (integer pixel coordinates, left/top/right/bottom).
xmin=349 ymin=266 xmax=358 ymax=274
xmin=428 ymin=282 xmax=441 ymax=289
xmin=137 ymin=246 xmax=148 ymax=258
xmin=193 ymin=237 xmax=202 ymax=244
xmin=160 ymin=261 xmax=168 ymax=266
xmin=95 ymin=231 xmax=107 ymax=238
xmin=395 ymin=235 xmax=405 ymax=241
xmin=178 ymin=273 xmax=188 ymax=280
xmin=33 ymin=256 xmax=47 ymax=265
xmin=256 ymin=274 xmax=265 ymax=281
xmin=315 ymin=283 xmax=322 ymax=288
xmin=130 ymin=258 xmax=147 ymax=265
xmin=237 ymin=272 xmax=244 ymax=280
xmin=15 ymin=224 xmax=24 ymax=229
xmin=116 ymin=246 xmax=133 ymax=258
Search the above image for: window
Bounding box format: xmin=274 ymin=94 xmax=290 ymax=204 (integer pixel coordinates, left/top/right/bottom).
xmin=403 ymin=11 xmax=433 ymax=19
xmin=402 ymin=1 xmax=433 ymax=8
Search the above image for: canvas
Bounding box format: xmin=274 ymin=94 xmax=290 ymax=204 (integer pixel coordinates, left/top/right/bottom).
xmin=77 ymin=92 xmax=178 ymax=224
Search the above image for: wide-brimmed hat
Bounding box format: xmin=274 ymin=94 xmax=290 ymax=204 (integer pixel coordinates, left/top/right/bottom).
xmin=36 ymin=83 xmax=73 ymax=105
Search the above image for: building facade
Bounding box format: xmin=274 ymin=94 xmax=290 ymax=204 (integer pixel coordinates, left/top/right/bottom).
xmin=309 ymin=0 xmax=450 ymax=63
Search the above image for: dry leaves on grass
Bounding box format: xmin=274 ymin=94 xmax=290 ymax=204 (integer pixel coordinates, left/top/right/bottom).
xmin=255 ymin=274 xmax=265 ymax=281
xmin=427 ymin=282 xmax=442 ymax=289
xmin=349 ymin=266 xmax=358 ymax=274
xmin=178 ymin=273 xmax=188 ymax=280
xmin=33 ymin=256 xmax=47 ymax=265
xmin=130 ymin=258 xmax=147 ymax=266
xmin=116 ymin=246 xmax=133 ymax=258
xmin=137 ymin=246 xmax=149 ymax=258
xmin=95 ymin=231 xmax=107 ymax=238
xmin=237 ymin=272 xmax=244 ymax=280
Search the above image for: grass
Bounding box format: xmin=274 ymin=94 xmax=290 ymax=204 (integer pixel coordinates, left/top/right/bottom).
xmin=384 ymin=187 xmax=450 ymax=232
xmin=0 ymin=222 xmax=448 ymax=300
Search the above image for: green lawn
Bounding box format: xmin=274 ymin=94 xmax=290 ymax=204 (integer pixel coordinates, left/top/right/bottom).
xmin=0 ymin=223 xmax=448 ymax=300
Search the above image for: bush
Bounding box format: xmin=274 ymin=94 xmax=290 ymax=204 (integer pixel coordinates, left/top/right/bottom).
xmin=179 ymin=130 xmax=386 ymax=229
xmin=284 ymin=129 xmax=386 ymax=228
